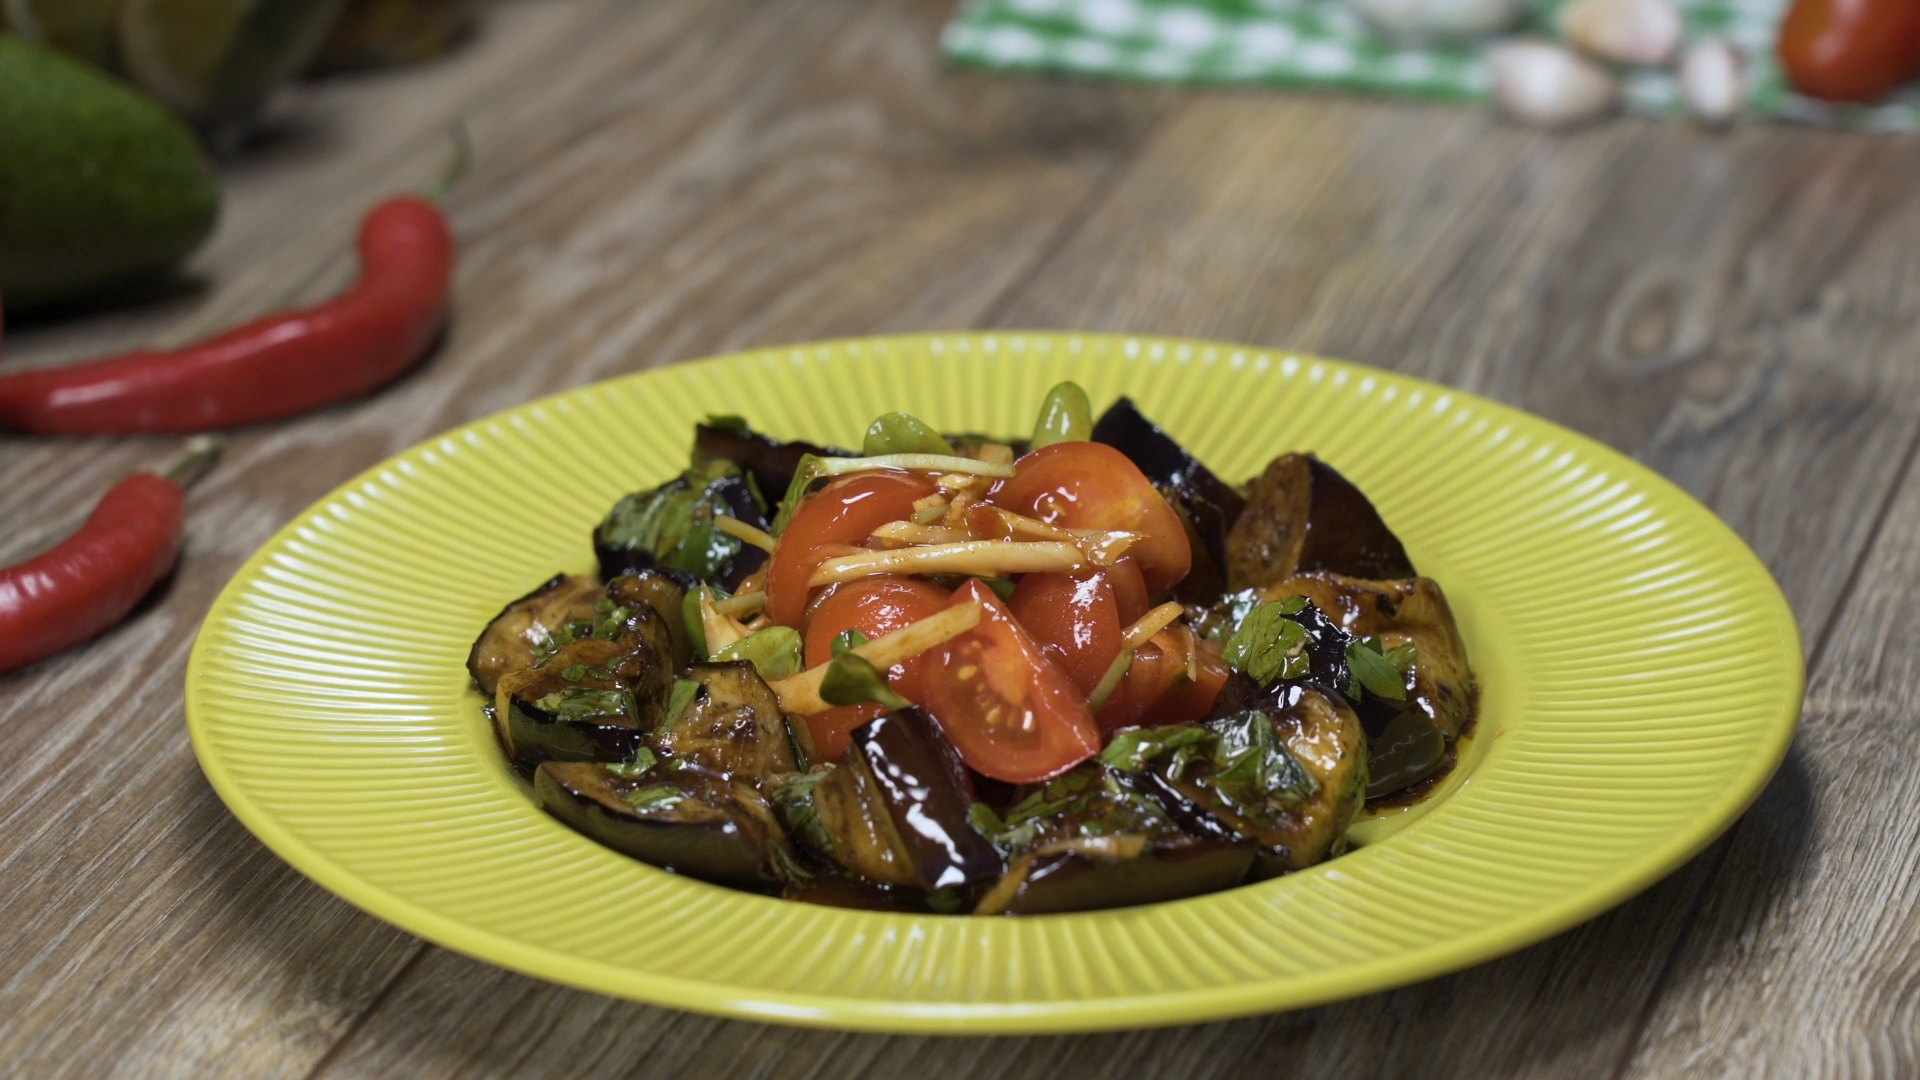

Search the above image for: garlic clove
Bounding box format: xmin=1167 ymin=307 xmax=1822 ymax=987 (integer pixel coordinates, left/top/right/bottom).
xmin=1488 ymin=42 xmax=1620 ymax=129
xmin=1680 ymin=39 xmax=1744 ymax=127
xmin=1558 ymin=0 xmax=1684 ymax=67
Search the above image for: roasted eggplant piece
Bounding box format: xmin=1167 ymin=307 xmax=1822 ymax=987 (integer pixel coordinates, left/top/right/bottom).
xmin=466 ymin=573 xmax=603 ymax=695
xmin=775 ymin=762 xmax=921 ymax=888
xmin=652 ymin=661 xmax=797 ymax=788
xmin=691 ymin=416 xmax=853 ymax=500
xmin=604 ymin=569 xmax=694 ymax=672
xmin=1227 ymin=454 xmax=1415 ymax=590
xmin=969 ymin=763 xmax=1253 ymax=915
xmin=1265 ymin=572 xmax=1474 ymax=742
xmin=850 ymin=708 xmax=1001 ymax=891
xmin=774 ymin=708 xmax=1002 ymax=893
xmin=535 ymin=762 xmax=789 ymax=889
xmin=974 ymin=834 xmax=1255 ymax=916
xmin=498 ymin=632 xmax=670 ymax=772
xmin=1115 ymin=690 xmax=1368 ymax=878
xmin=1093 ymin=397 xmax=1247 ymax=603
xmin=494 ymin=597 xmax=680 ymax=772
xmin=594 ymin=461 xmax=769 ymax=590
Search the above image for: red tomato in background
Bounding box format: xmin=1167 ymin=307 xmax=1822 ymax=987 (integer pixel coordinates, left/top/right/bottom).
xmin=919 ymin=580 xmax=1101 ymax=783
xmin=988 ymin=443 xmax=1192 ymax=594
xmin=799 ymin=576 xmax=950 ymax=762
xmin=766 ymin=471 xmax=937 ymax=628
xmin=1777 ymin=0 xmax=1920 ymax=103
xmin=1007 ymin=569 xmax=1125 ymax=695
xmin=1094 ymin=635 xmax=1230 ymax=735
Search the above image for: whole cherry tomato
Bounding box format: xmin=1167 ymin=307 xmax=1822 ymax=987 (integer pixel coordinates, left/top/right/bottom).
xmin=766 ymin=471 xmax=937 ymax=628
xmin=919 ymin=579 xmax=1101 ymax=783
xmin=1007 ymin=569 xmax=1126 ymax=695
xmin=1778 ymin=0 xmax=1920 ymax=103
xmin=799 ymin=576 xmax=951 ymax=762
xmin=1094 ymin=634 xmax=1230 ymax=735
xmin=988 ymin=442 xmax=1192 ymax=594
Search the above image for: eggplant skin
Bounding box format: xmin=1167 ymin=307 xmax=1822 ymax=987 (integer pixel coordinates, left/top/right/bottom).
xmin=974 ymin=835 xmax=1254 ymax=916
xmin=535 ymin=763 xmax=783 ymax=889
xmin=1227 ymin=454 xmax=1415 ymax=590
xmin=1092 ymin=398 xmax=1246 ymax=604
xmin=691 ymin=420 xmax=853 ymax=500
xmin=605 ymin=570 xmax=694 ymax=672
xmin=1266 ymin=572 xmax=1475 ymax=742
xmin=466 ymin=574 xmax=602 ymax=695
xmin=849 ymin=707 xmax=1002 ymax=892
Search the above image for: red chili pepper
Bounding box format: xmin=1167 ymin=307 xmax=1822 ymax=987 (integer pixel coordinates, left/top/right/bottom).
xmin=0 ymin=196 xmax=453 ymax=434
xmin=0 ymin=437 xmax=221 ymax=673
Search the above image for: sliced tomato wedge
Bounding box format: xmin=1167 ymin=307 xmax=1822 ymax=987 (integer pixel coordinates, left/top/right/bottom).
xmin=919 ymin=579 xmax=1101 ymax=783
xmin=1095 ymin=633 xmax=1230 ymax=735
xmin=1006 ymin=569 xmax=1124 ymax=696
xmin=798 ymin=575 xmax=951 ymax=762
xmin=988 ymin=442 xmax=1191 ymax=594
xmin=766 ymin=471 xmax=937 ymax=628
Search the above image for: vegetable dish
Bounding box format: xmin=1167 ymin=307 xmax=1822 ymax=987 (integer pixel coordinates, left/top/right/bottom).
xmin=468 ymin=385 xmax=1477 ymax=915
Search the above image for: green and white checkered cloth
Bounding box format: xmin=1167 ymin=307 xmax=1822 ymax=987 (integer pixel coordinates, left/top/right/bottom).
xmin=943 ymin=0 xmax=1920 ymax=131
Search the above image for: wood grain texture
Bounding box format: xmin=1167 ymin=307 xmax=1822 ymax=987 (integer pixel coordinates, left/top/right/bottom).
xmin=2 ymin=0 xmax=1915 ymax=1076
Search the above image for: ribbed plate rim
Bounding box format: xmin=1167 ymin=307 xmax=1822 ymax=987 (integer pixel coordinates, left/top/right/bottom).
xmin=185 ymin=332 xmax=1804 ymax=1034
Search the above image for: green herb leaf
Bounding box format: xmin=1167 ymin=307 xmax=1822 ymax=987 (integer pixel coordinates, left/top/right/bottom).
xmin=1099 ymin=724 xmax=1215 ymax=772
xmin=974 ymin=576 xmax=1018 ymax=601
xmin=1221 ymin=601 xmax=1312 ymax=687
xmin=1030 ymin=381 xmax=1093 ymax=449
xmin=863 ymin=411 xmax=956 ymax=458
xmin=1207 ymin=588 xmax=1301 ymax=644
xmin=773 ymin=770 xmax=836 ymax=854
xmin=831 ymin=629 xmax=870 ymax=657
xmin=621 ymin=784 xmax=685 ymax=812
xmin=605 ymin=747 xmax=659 ymax=778
xmin=1204 ymin=710 xmax=1316 ymax=811
xmin=820 ymin=653 xmax=911 ymax=710
xmin=712 ymin=625 xmax=804 ymax=681
xmin=529 ymin=687 xmax=637 ymax=725
xmin=560 ymin=663 xmax=588 ymax=682
xmin=1346 ymin=636 xmax=1411 ymax=701
xmin=661 ymin=678 xmax=701 ymax=732
xmin=594 ymin=459 xmax=749 ymax=583
xmin=967 ymin=801 xmax=1006 ymax=839
xmin=771 ymin=454 xmax=827 ymax=537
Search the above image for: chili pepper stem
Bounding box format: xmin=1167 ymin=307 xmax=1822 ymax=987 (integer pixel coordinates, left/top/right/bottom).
xmin=160 ymin=435 xmax=224 ymax=487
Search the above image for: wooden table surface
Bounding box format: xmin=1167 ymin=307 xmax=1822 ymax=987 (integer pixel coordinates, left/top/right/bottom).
xmin=4 ymin=1 xmax=1917 ymax=1076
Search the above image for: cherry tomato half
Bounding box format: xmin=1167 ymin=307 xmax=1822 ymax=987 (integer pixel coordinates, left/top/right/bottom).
xmin=919 ymin=579 xmax=1101 ymax=784
xmin=799 ymin=576 xmax=951 ymax=762
xmin=1778 ymin=0 xmax=1920 ymax=103
xmin=1095 ymin=634 xmax=1230 ymax=735
xmin=1007 ymin=569 xmax=1125 ymax=696
xmin=989 ymin=442 xmax=1191 ymax=594
xmin=766 ymin=471 xmax=937 ymax=628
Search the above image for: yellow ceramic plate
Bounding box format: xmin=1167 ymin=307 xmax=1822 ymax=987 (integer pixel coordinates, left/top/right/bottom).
xmin=186 ymin=333 xmax=1802 ymax=1033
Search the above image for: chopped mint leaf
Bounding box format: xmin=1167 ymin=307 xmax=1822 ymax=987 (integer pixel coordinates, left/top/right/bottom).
xmin=1099 ymin=724 xmax=1214 ymax=772
xmin=605 ymin=748 xmax=658 ymax=778
xmin=1221 ymin=601 xmax=1312 ymax=687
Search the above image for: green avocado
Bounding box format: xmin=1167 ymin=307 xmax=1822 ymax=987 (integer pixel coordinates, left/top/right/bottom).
xmin=0 ymin=35 xmax=219 ymax=314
